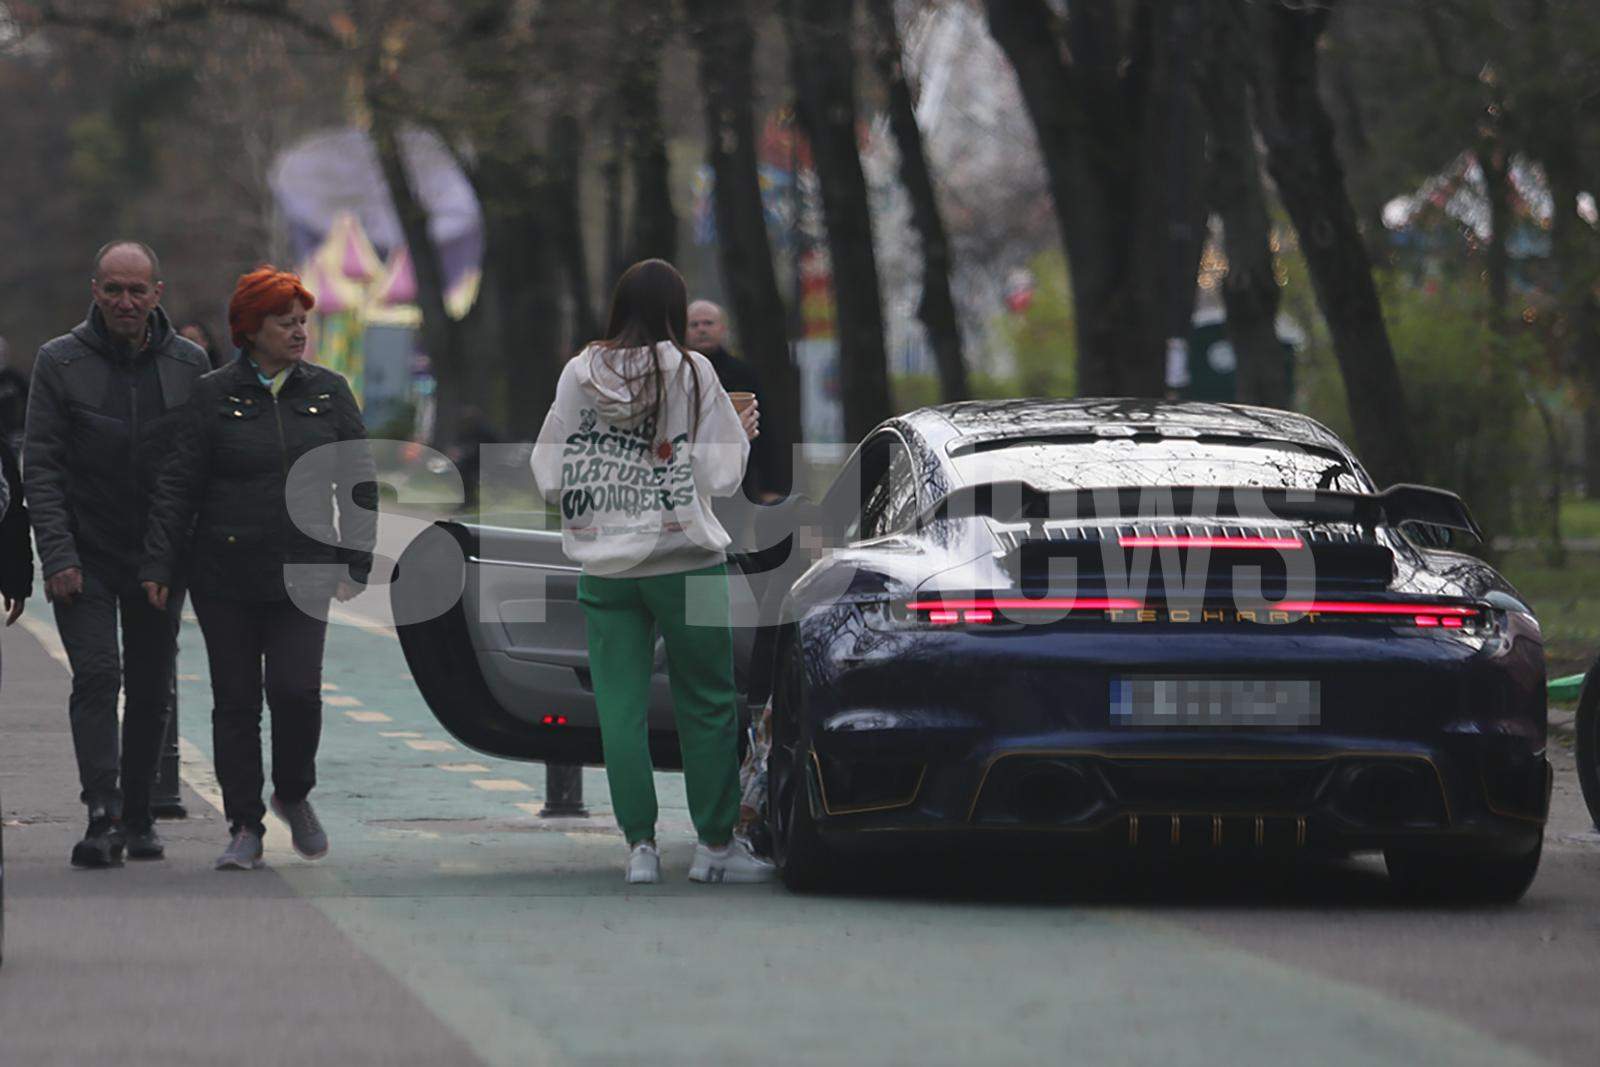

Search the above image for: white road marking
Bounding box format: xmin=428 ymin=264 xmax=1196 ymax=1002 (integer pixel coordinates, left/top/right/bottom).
xmin=343 ymin=710 xmax=393 ymax=723
xmin=380 ymin=730 xmax=424 ymax=739
xmin=325 ymin=695 xmax=364 ymax=707
xmin=436 ymin=763 xmax=491 ymax=773
xmin=405 ymin=739 xmax=456 ymax=752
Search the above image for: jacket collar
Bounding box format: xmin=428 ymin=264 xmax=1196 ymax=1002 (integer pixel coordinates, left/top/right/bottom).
xmin=224 ymin=352 xmax=310 ymax=394
xmin=74 ymin=304 xmax=174 ymax=364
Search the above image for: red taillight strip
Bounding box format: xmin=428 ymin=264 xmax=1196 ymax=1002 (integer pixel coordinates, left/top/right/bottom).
xmin=1275 ymin=600 xmax=1478 ymax=617
xmin=1119 ymin=535 xmax=1304 ymax=550
xmin=908 ymin=597 xmax=1145 ymax=612
xmin=908 ymin=597 xmax=1479 ymax=619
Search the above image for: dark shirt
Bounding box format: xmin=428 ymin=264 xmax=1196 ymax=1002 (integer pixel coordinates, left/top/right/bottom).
xmin=702 ymin=345 xmax=791 ymax=499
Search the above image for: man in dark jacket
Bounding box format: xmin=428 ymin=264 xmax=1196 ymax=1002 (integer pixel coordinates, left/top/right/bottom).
xmin=687 ymin=300 xmax=792 ymax=504
xmin=24 ymin=241 xmax=210 ymax=868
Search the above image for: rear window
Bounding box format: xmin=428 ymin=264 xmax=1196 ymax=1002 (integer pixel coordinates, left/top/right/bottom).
xmin=950 ymin=438 xmax=1369 ymax=493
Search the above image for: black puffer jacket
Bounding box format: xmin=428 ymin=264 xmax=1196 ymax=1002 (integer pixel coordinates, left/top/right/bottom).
xmin=24 ymin=306 xmax=209 ymax=580
xmin=141 ymin=356 xmax=378 ymax=602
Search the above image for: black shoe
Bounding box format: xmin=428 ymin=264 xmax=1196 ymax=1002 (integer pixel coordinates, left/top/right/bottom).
xmin=70 ymin=811 xmax=124 ymax=869
xmin=124 ymin=822 xmax=165 ymax=861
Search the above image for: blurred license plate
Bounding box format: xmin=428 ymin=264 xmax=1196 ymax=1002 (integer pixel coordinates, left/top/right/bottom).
xmin=1110 ymin=678 xmax=1320 ymax=727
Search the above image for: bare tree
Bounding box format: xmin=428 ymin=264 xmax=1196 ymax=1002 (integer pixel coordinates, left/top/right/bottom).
xmin=866 ymin=0 xmax=967 ymax=403
xmin=615 ymin=0 xmax=678 ymax=266
xmin=782 ymin=0 xmax=892 ymax=442
xmin=1251 ymin=0 xmax=1416 ymax=485
xmin=981 ymin=0 xmax=1206 ymax=399
xmin=683 ymin=0 xmax=799 ymax=457
xmin=1197 ymin=0 xmax=1286 ymax=408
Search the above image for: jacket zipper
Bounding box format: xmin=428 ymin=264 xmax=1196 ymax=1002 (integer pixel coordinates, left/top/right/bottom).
xmin=129 ymin=375 xmax=141 ymax=541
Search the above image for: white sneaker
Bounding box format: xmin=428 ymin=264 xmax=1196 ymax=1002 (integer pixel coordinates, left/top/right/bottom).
xmin=625 ymin=841 xmax=661 ymax=884
xmin=688 ymin=838 xmax=776 ymax=884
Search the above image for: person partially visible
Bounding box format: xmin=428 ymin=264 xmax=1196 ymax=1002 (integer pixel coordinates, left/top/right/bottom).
xmin=0 ymin=434 xmax=33 ymax=629
xmin=686 ymin=300 xmax=791 ymax=504
xmin=142 ymin=266 xmax=377 ymax=872
xmin=451 ymin=405 xmax=501 ymax=513
xmin=532 ymin=260 xmax=772 ymax=885
xmin=178 ymin=319 xmax=227 ymax=370
xmin=0 ymin=336 xmax=29 ymax=457
xmin=24 ymin=241 xmax=209 ymax=868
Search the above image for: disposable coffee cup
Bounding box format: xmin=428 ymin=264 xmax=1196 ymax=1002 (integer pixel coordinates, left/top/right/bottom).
xmin=728 ymin=391 xmax=756 ymax=413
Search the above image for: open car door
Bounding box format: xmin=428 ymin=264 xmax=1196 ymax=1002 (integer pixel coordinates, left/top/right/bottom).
xmin=392 ymin=517 xmax=762 ymax=768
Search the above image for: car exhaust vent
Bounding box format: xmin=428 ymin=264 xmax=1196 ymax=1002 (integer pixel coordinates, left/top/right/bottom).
xmin=1330 ymin=762 xmax=1448 ymax=827
xmin=971 ymin=758 xmax=1106 ymax=826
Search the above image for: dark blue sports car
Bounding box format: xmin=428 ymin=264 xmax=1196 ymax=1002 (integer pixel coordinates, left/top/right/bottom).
xmin=394 ymin=400 xmax=1548 ymax=901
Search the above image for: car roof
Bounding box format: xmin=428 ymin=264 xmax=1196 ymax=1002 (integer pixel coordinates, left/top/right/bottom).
xmin=904 ymin=398 xmax=1351 ymax=454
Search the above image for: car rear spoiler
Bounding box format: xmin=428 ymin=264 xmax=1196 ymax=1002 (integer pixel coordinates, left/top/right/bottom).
xmin=918 ymin=481 xmax=1483 ymax=541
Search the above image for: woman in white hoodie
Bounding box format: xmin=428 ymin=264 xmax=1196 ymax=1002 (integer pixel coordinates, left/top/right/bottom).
xmin=532 ymin=259 xmax=773 ymax=884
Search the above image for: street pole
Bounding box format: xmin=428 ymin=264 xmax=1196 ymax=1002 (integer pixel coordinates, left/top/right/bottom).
xmin=152 ymin=666 xmax=187 ymax=819
xmin=539 ymin=763 xmax=589 ymax=817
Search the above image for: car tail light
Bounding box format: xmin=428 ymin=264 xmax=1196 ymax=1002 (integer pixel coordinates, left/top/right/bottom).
xmin=541 ymin=714 xmax=569 ymax=726
xmin=1118 ymin=535 xmax=1304 ymax=550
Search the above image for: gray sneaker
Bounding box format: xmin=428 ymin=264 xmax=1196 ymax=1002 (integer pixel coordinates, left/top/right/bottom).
xmin=214 ymin=828 xmax=264 ymax=871
xmin=270 ymin=794 xmax=329 ymax=860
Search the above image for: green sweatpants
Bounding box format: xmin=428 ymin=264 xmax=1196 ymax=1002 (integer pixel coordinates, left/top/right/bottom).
xmin=577 ymin=563 xmax=741 ymax=846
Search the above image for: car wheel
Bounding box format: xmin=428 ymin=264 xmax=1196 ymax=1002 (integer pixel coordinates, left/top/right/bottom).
xmin=1384 ymin=836 xmax=1543 ymax=904
xmin=766 ymin=649 xmax=836 ymax=893
xmin=1576 ymin=668 xmax=1600 ymax=831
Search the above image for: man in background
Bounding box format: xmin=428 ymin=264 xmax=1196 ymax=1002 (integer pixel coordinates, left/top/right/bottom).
xmin=24 ymin=241 xmax=209 ymax=868
xmin=686 ymin=300 xmax=790 ymax=505
xmin=0 ymin=336 xmax=29 ymax=457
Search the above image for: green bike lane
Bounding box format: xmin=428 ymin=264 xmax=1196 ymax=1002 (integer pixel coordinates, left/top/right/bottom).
xmin=164 ymin=607 xmax=1565 ymax=1067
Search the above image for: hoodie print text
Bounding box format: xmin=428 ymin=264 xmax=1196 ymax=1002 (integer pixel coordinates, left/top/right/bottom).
xmin=560 ymin=409 xmax=695 ymax=530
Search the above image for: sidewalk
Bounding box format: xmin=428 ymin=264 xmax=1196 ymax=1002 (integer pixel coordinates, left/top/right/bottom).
xmin=0 ymin=614 xmax=478 ymax=1066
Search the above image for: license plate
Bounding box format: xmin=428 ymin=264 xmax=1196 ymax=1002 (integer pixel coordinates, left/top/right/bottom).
xmin=1110 ymin=677 xmax=1320 ymax=727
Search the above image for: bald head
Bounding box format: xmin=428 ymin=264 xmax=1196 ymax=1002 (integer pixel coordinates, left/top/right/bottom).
xmin=686 ymin=299 xmax=727 ymax=353
xmin=93 ymin=241 xmax=161 ymax=283
xmin=90 ymin=241 xmax=164 ymax=345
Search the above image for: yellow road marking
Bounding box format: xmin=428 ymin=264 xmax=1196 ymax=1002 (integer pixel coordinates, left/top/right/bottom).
xmin=472 ymin=779 xmax=532 ymax=792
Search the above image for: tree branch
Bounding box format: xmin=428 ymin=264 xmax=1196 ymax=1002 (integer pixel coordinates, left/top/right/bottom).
xmin=31 ymin=0 xmax=347 ymax=50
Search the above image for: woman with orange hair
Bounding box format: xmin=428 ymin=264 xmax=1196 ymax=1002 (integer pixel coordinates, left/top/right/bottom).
xmin=142 ymin=266 xmax=377 ymax=871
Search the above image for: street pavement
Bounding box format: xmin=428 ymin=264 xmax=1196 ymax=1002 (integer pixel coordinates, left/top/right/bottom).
xmin=3 ymin=526 xmax=1599 ymax=1065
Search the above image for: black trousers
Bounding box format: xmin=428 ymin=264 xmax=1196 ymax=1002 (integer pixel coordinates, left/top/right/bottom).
xmin=192 ymin=594 xmax=329 ymax=836
xmin=52 ymin=568 xmax=183 ymax=825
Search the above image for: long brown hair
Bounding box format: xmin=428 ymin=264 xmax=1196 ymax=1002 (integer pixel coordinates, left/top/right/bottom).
xmin=592 ymin=258 xmax=703 ymax=438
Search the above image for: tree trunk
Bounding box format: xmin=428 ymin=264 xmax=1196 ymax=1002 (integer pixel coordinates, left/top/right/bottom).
xmin=1252 ymin=0 xmax=1416 ymax=485
xmin=1545 ymin=149 xmax=1600 ymax=500
xmin=602 ymin=111 xmax=627 ymax=287
xmin=684 ymin=0 xmax=799 ymax=469
xmin=782 ymin=0 xmax=893 ymax=442
xmin=549 ymin=112 xmax=599 ymax=347
xmin=464 ymin=146 xmax=563 ymax=441
xmin=367 ymin=91 xmax=466 ymax=446
xmin=1199 ymin=0 xmax=1286 ymax=409
xmin=981 ymin=0 xmax=1166 ymax=397
xmin=866 ymin=0 xmax=967 ymax=403
xmin=617 ymin=0 xmax=678 ymax=266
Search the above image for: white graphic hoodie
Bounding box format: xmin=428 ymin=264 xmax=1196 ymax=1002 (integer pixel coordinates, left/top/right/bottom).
xmin=532 ymin=342 xmax=750 ymax=577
